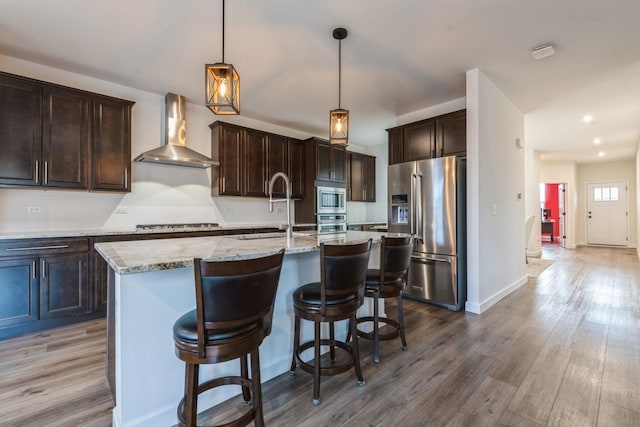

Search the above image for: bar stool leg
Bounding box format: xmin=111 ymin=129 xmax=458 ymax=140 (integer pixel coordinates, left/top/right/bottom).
xmin=398 ymin=294 xmax=408 ymax=351
xmin=373 ymin=290 xmax=380 ymax=364
xmin=183 ymin=363 xmax=199 ymax=427
xmin=240 ymin=354 xmax=251 ymax=403
xmin=312 ymin=321 xmax=321 ymax=405
xmin=290 ymin=315 xmax=301 ymax=374
xmin=251 ymin=349 xmax=265 ymax=427
xmin=350 ymin=315 xmax=365 ymax=386
xmin=329 ymin=322 xmax=336 ymax=362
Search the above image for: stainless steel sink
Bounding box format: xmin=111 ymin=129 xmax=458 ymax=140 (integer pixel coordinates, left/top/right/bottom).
xmin=225 ymin=232 xmax=312 ymax=240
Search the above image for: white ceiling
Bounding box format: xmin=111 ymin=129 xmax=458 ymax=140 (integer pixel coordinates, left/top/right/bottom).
xmin=1 ymin=0 xmax=639 ymax=163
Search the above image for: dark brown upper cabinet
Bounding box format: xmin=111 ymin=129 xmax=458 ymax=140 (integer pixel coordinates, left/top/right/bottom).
xmin=288 ymin=139 xmax=305 ymax=199
xmin=210 ymin=121 xmax=305 ymax=199
xmin=403 ymin=119 xmax=435 ymax=161
xmin=266 ymin=133 xmax=288 ymax=198
xmin=348 ymin=151 xmax=376 ymax=202
xmin=0 ymin=72 xmax=133 ymax=192
xmin=436 ymin=109 xmax=467 ymax=157
xmin=243 ymin=128 xmax=268 ymax=197
xmin=312 ymin=138 xmax=346 ymax=184
xmin=43 ymin=87 xmax=90 ymax=189
xmin=211 ymin=122 xmax=244 ymax=196
xmin=387 ymin=109 xmax=466 ymax=165
xmin=91 ymin=96 xmax=133 ymax=192
xmin=387 ymin=127 xmax=403 ymax=166
xmin=0 ymin=74 xmax=42 ymax=187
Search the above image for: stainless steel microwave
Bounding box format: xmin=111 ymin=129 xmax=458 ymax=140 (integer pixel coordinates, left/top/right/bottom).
xmin=316 ymin=186 xmax=346 ymax=214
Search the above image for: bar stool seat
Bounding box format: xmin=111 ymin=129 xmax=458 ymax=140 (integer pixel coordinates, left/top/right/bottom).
xmin=289 ymin=239 xmax=372 ymax=406
xmin=355 ymin=235 xmax=413 ymax=364
xmin=173 ymin=250 xmax=285 ymax=427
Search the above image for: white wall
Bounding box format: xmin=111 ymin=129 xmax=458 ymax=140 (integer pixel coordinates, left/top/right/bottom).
xmin=540 ymin=161 xmax=579 ymax=249
xmin=524 ymin=148 xmax=542 ymax=256
xmin=0 ymin=55 xmax=320 ymax=232
xmin=465 ymin=69 xmax=526 ymax=314
xmin=637 ymin=147 xmax=640 ymax=258
xmin=576 ymin=159 xmax=637 ymax=247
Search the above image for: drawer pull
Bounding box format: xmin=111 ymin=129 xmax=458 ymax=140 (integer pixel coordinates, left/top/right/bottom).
xmin=6 ymin=244 xmax=70 ymax=252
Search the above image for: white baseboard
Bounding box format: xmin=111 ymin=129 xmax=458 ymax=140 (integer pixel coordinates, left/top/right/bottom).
xmin=465 ymin=274 xmax=528 ymax=314
xmin=526 ymin=249 xmax=542 ymax=258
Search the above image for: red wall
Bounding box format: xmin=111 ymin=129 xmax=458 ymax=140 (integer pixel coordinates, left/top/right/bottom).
xmin=544 ymin=184 xmax=560 ymax=236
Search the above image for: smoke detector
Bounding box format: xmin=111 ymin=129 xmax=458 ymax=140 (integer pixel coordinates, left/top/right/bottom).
xmin=531 ymin=44 xmax=555 ymax=60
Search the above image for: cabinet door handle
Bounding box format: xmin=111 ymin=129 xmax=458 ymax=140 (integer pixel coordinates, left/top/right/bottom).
xmin=124 ymin=168 xmax=128 ymax=189
xmin=32 ymin=261 xmax=36 ymax=279
xmin=364 ymin=188 xmax=367 ymax=200
xmin=41 ymin=259 xmax=46 ymax=279
xmin=44 ymin=161 xmax=48 ymax=184
xmin=264 ymin=180 xmax=268 ymax=195
xmin=6 ymin=244 xmax=70 ymax=252
xmin=35 ymin=160 xmax=39 ymax=184
xmin=222 ymin=177 xmax=226 ymax=191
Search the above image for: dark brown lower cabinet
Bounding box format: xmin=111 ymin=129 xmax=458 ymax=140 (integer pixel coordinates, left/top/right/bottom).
xmin=0 ymin=258 xmax=39 ymax=328
xmin=0 ymin=238 xmax=95 ymax=339
xmin=40 ymin=253 xmax=89 ymax=319
xmin=0 ymin=227 xmax=284 ymax=340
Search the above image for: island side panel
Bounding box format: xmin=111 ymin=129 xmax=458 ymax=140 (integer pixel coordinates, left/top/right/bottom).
xmin=110 ymin=245 xmax=380 ymax=427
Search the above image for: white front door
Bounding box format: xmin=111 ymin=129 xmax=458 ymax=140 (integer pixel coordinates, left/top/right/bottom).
xmin=586 ymin=182 xmax=628 ymax=246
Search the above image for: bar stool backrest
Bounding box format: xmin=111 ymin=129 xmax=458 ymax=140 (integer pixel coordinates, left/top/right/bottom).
xmin=321 ymin=239 xmax=372 ymax=307
xmin=379 ymin=236 xmax=414 ymax=285
xmin=194 ymin=250 xmax=285 ymax=355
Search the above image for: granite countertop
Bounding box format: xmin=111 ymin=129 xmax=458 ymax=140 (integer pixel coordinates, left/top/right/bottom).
xmin=0 ymin=223 xmax=317 ymax=240
xmin=95 ymin=230 xmax=391 ymax=275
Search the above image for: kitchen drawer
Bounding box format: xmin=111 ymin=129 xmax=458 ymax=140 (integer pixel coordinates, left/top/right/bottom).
xmin=0 ymin=238 xmax=90 ymax=258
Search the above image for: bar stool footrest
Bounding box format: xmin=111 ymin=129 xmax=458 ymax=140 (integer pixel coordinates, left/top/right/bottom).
xmin=355 ymin=316 xmax=401 ymax=341
xmin=295 ymin=339 xmax=355 ymax=377
xmin=177 ymin=376 xmax=256 ymax=427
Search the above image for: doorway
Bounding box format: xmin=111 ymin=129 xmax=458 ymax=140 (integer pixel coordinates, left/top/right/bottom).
xmin=540 ymin=182 xmax=567 ymax=248
xmin=586 ymin=181 xmax=628 ymax=246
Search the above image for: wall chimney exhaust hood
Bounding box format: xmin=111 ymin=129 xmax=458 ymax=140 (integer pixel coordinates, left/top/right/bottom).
xmin=134 ymin=93 xmax=218 ymax=168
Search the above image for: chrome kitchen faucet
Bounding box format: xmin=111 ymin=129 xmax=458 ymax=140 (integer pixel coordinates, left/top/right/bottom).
xmin=268 ymin=172 xmax=292 ymax=238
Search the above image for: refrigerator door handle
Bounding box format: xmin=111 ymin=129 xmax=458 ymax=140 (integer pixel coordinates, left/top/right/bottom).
xmin=412 ymin=172 xmax=423 ymax=243
xmin=411 ymin=253 xmax=451 ymax=263
xmin=410 ymin=173 xmax=417 ymax=237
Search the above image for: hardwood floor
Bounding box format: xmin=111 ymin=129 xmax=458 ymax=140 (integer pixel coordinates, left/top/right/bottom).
xmin=0 ymin=319 xmax=112 ymax=427
xmin=1 ymin=245 xmax=639 ymax=426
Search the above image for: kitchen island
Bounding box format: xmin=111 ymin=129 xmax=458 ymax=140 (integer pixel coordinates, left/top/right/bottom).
xmin=94 ymin=230 xmax=388 ymax=427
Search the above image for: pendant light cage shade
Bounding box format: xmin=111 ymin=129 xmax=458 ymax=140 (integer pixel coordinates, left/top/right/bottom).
xmin=206 ymin=63 xmax=240 ymax=115
xmin=330 ymin=108 xmax=349 ymax=145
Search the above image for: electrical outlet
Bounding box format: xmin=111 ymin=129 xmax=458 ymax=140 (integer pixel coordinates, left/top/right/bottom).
xmin=115 ymin=206 xmax=128 ymax=214
xmin=27 ymin=206 xmax=41 ymax=214
xmin=276 ymin=207 xmax=283 ymax=213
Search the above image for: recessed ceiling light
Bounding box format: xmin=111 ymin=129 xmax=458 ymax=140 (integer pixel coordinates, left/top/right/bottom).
xmin=582 ymin=114 xmax=594 ymax=124
xmin=593 ymin=138 xmax=601 ymax=145
xmin=531 ymin=44 xmax=555 ymax=60
xmin=598 ymin=151 xmax=605 ymax=157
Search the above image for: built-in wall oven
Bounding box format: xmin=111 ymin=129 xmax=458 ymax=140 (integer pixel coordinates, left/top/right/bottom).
xmin=316 ymin=186 xmax=347 ymax=232
xmin=317 ymin=213 xmax=347 ymax=232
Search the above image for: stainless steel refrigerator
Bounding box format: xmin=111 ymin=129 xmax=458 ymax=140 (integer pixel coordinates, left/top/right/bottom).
xmin=388 ymin=156 xmax=466 ymax=311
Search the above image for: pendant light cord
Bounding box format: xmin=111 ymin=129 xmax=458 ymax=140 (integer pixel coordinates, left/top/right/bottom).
xmin=221 ymin=0 xmax=225 ymax=63
xmin=338 ymin=38 xmax=342 ymax=109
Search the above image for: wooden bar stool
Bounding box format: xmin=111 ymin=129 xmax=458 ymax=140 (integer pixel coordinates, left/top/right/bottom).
xmin=289 ymin=239 xmax=372 ymax=405
xmin=173 ymin=250 xmax=285 ymax=427
xmin=355 ymin=235 xmax=413 ymax=363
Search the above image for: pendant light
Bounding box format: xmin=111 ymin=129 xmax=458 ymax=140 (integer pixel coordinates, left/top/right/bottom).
xmin=205 ymin=0 xmax=240 ymax=115
xmin=329 ymin=27 xmax=348 ymax=145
